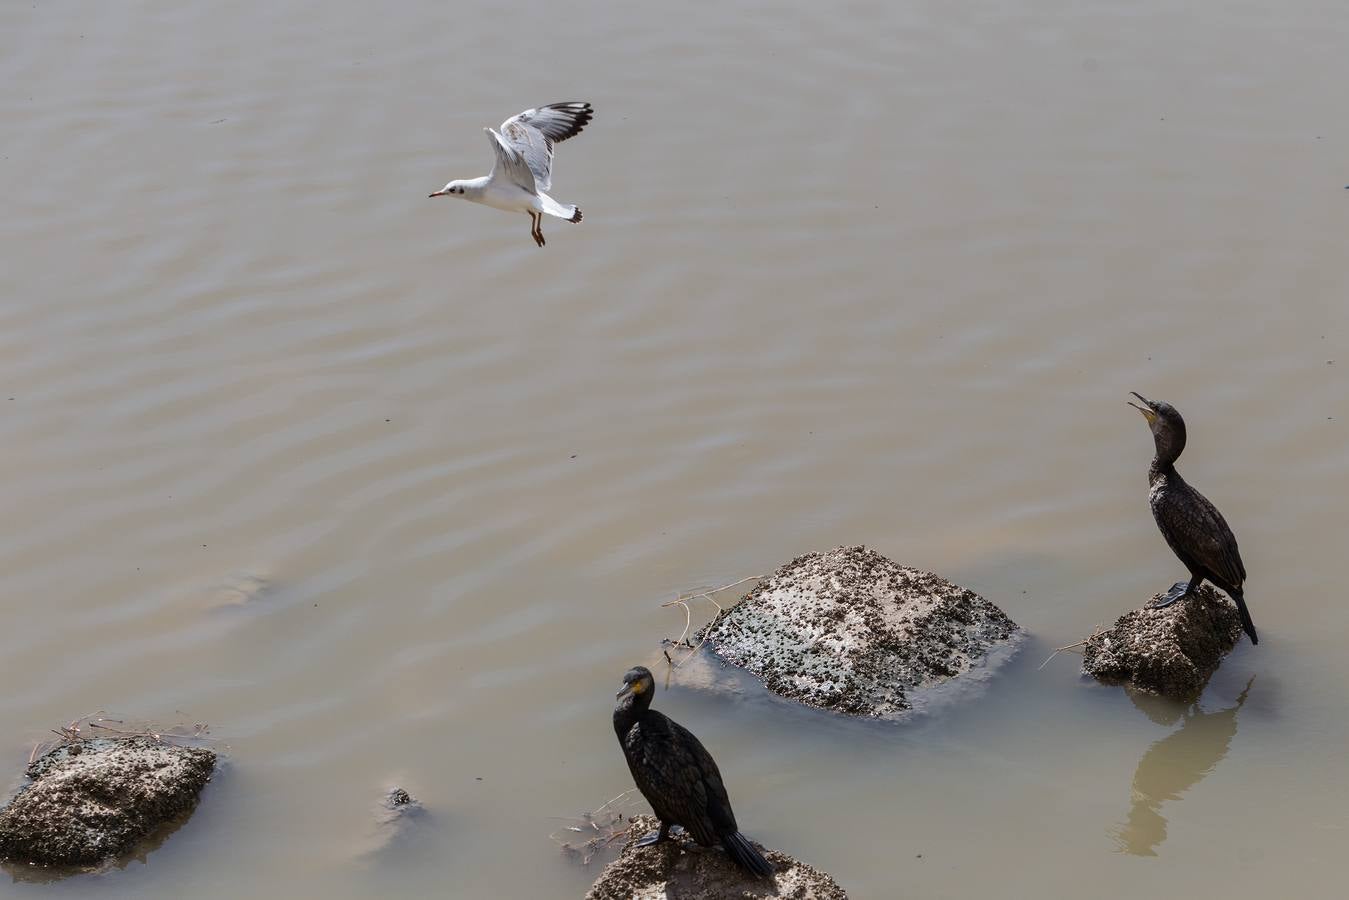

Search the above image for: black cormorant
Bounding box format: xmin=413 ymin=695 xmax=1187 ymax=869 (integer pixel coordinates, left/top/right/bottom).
xmin=612 ymin=666 xmax=774 ymax=878
xmin=1128 ymin=393 xmax=1257 ymax=644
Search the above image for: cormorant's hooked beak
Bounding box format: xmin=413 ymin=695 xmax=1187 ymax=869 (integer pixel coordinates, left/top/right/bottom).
xmin=1127 ymin=392 xmax=1158 ymax=423
xmin=616 ymin=682 xmax=633 ymax=700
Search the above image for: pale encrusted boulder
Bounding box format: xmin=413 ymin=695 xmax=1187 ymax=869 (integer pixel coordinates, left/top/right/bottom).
xmin=0 ymin=737 xmax=215 ymax=867
xmin=698 ymin=546 xmax=1020 ymax=717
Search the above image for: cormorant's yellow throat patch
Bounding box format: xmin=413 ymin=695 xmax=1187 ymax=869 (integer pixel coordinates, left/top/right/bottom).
xmin=630 ymin=680 xmax=646 ymax=694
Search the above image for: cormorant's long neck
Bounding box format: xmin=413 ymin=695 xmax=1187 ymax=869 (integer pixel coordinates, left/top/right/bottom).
xmin=613 ymin=694 xmax=651 ymax=739
xmin=1149 ymin=426 xmax=1184 ymax=484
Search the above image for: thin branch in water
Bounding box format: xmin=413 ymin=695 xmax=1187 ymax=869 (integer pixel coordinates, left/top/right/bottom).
xmin=659 ymin=575 xmax=764 ymax=669
xmin=1038 ymin=624 xmax=1110 ymax=670
xmin=663 ymin=597 xmax=693 ymax=648
xmin=28 ymin=711 xmax=215 ymax=762
xmin=591 ymin=788 xmax=637 ymax=817
xmin=550 ymin=788 xmax=642 ymax=865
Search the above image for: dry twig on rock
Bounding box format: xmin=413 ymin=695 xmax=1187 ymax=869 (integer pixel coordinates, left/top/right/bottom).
xmin=659 ymin=575 xmax=763 ymax=668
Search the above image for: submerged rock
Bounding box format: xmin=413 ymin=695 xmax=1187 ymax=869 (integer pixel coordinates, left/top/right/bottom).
xmin=374 ymin=784 xmax=425 ymax=832
xmin=346 ymin=783 xmax=430 ymax=862
xmin=1081 ymin=585 xmax=1242 ymax=698
xmin=697 ymin=546 xmax=1020 ymax=717
xmin=585 ymin=815 xmax=847 ymax=900
xmin=0 ymin=737 xmax=216 ymax=867
xmin=204 ymin=571 xmax=274 ymax=610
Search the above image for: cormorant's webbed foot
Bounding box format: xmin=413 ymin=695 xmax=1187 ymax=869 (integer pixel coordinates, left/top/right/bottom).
xmin=633 ymin=822 xmax=675 ymax=847
xmin=1148 ymin=581 xmax=1191 ymax=608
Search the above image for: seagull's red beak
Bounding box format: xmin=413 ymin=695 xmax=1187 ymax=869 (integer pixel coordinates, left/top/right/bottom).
xmin=428 ymin=189 xmax=448 ymax=198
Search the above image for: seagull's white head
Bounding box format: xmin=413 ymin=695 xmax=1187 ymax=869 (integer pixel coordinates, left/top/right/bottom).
xmin=429 ymin=181 xmax=468 ymax=198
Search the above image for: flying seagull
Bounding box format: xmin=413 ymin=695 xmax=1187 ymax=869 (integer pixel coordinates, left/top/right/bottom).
xmin=429 ymin=102 xmax=594 ymax=248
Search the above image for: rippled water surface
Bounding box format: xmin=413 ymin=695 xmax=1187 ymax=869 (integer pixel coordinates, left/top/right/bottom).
xmin=3 ymin=1 xmax=1348 ymax=896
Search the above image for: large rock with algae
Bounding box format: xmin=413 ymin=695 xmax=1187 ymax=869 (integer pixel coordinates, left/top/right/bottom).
xmin=0 ymin=737 xmax=216 ymax=867
xmin=697 ymin=545 xmax=1020 ymax=717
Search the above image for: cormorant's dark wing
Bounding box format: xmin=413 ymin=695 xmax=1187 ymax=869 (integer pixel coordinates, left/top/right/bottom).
xmin=668 ymin=718 xmax=740 ymax=835
xmin=1155 ymin=483 xmax=1246 ymax=590
xmin=623 ymin=712 xmax=738 ymax=846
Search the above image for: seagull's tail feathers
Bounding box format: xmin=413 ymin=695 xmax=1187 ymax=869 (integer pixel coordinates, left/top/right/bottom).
xmin=538 ymin=192 xmax=581 ymax=223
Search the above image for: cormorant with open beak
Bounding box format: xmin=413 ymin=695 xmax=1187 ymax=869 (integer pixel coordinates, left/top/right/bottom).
xmin=1127 ymin=393 xmax=1257 ymax=644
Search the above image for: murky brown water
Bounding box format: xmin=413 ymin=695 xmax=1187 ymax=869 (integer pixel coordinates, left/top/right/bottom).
xmin=3 ymin=1 xmax=1348 ymax=896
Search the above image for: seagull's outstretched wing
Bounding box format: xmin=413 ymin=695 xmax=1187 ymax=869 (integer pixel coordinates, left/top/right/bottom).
xmin=503 ymin=102 xmax=593 ymax=145
xmin=499 ymin=102 xmax=593 ymax=192
xmin=484 ymin=128 xmax=536 ymax=192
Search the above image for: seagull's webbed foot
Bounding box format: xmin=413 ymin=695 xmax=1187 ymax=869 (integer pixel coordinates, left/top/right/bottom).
xmin=1148 ymin=581 xmax=1192 ymax=609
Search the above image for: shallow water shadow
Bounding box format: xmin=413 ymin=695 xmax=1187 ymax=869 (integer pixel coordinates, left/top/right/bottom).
xmin=1112 ymin=677 xmax=1254 ymax=856
xmin=356 ymin=790 xmax=437 ymax=863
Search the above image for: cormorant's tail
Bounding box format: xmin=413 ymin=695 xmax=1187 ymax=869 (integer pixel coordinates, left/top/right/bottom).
xmin=721 ymin=831 xmax=774 ymax=878
xmin=1231 ymin=590 xmax=1258 ymax=645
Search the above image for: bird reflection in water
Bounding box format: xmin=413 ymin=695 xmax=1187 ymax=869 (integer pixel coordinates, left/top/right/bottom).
xmin=1113 ymin=677 xmax=1254 ymax=856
